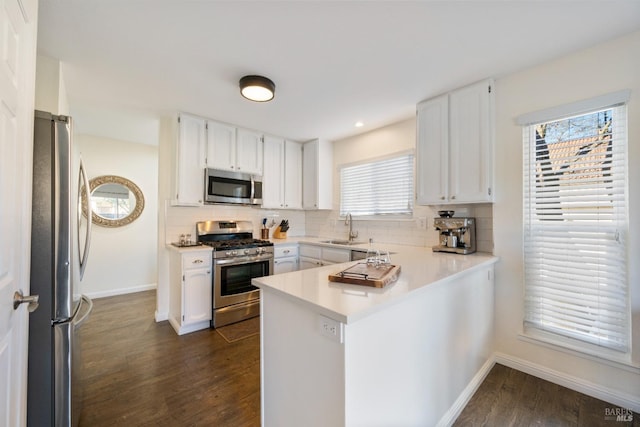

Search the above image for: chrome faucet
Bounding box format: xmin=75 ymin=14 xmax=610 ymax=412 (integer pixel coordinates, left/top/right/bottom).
xmin=345 ymin=213 xmax=359 ymax=242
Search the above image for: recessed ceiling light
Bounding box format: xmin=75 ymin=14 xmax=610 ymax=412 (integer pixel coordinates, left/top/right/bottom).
xmin=239 ymin=75 xmax=275 ymax=102
xmin=355 ymin=121 xmax=364 ymax=128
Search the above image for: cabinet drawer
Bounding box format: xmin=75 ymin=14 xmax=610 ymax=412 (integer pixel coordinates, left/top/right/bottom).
xmin=275 ymin=245 xmax=299 ymax=258
xmin=182 ymin=252 xmax=211 ymax=269
xmin=299 ymin=244 xmax=322 ymax=259
xmin=322 ymin=247 xmax=350 ymax=263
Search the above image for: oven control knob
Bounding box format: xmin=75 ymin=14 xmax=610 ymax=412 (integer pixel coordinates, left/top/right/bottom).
xmin=256 ymin=247 xmax=264 ymax=254
xmin=244 ymin=249 xmax=250 ymax=255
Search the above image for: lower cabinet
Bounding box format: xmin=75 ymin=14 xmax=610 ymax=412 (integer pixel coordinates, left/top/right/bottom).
xmin=298 ymin=244 xmax=350 ymax=270
xmin=274 ymin=244 xmax=299 ymax=274
xmin=169 ymin=249 xmax=212 ymax=335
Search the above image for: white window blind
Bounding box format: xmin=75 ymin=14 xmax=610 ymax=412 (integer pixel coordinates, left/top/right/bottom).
xmin=523 ymin=103 xmax=629 ymax=352
xmin=340 ymin=152 xmax=414 ymax=217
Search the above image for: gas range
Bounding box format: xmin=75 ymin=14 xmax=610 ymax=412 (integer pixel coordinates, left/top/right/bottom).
xmin=195 ymin=220 xmax=274 ymax=328
xmin=196 ymin=220 xmax=274 ymax=260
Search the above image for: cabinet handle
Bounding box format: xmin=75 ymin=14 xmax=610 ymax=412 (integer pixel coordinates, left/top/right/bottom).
xmin=193 ymin=259 xmax=203 ymax=264
xmin=451 ymin=195 xmax=456 ymax=200
xmin=283 ymin=249 xmax=290 ymax=254
xmin=440 ymin=196 xmax=445 ymax=200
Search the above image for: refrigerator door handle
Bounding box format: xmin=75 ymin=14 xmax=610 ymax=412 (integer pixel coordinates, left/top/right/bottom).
xmin=74 ymin=294 xmax=93 ymax=327
xmin=78 ymin=157 xmax=92 ymax=280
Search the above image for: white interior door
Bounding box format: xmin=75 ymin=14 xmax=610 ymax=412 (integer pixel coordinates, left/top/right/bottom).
xmin=0 ymin=0 xmax=38 ymax=424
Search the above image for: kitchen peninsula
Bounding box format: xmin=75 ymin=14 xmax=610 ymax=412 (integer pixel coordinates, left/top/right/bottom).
xmin=253 ymin=245 xmax=498 ymax=427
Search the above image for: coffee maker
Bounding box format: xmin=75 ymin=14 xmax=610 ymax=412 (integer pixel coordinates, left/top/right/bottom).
xmin=432 ymin=210 xmax=476 ymax=254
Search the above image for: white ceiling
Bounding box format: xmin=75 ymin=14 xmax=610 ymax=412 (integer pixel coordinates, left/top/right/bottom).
xmin=37 ymin=1 xmax=640 ymax=143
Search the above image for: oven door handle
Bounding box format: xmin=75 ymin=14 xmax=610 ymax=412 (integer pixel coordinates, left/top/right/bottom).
xmin=214 ymin=255 xmax=273 ymax=266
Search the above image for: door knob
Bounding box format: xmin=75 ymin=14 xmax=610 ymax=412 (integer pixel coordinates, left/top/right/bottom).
xmin=13 ymin=290 xmax=39 ymax=312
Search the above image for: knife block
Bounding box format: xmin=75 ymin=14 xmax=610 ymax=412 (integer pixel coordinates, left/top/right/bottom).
xmin=272 ymin=226 xmax=287 ymax=239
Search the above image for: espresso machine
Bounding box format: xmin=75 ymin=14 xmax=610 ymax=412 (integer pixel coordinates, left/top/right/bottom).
xmin=432 ymin=211 xmax=476 ymax=254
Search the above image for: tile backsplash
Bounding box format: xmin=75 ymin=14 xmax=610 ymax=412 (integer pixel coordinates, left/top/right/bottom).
xmin=163 ymin=202 xmax=494 ymax=254
xmin=306 ymin=204 xmax=493 ymax=253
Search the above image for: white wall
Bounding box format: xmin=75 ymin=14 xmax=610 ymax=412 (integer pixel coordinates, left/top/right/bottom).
xmin=493 ymin=30 xmax=640 ymax=408
xmin=77 ymin=134 xmax=159 ymax=298
xmin=306 ymin=118 xmax=495 ymax=252
xmin=35 ymin=54 xmax=68 ymax=115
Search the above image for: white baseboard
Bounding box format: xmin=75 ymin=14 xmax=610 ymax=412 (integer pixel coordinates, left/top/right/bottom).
xmin=494 ymin=352 xmax=640 ymax=413
xmin=437 ymin=357 xmax=496 ymax=427
xmin=84 ymin=283 xmax=157 ymax=299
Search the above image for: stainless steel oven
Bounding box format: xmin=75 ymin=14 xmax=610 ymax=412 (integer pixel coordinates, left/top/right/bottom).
xmin=213 ymin=251 xmax=272 ymax=327
xmin=196 ymin=220 xmax=273 ymax=328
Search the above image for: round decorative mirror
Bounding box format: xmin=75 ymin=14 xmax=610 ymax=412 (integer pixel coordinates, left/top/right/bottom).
xmin=86 ymin=175 xmax=145 ymax=227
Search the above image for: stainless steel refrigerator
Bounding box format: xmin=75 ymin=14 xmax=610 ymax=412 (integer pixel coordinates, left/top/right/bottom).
xmin=28 ymin=111 xmax=93 ymax=427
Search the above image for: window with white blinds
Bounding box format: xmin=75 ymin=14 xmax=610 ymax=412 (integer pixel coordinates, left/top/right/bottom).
xmin=340 ymin=152 xmax=414 ymax=217
xmin=522 ymin=102 xmax=629 ymax=353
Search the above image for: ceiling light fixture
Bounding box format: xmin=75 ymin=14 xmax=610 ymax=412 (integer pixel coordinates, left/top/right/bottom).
xmin=239 ymin=75 xmax=275 ymax=102
xmin=355 ymin=121 xmax=364 ymax=128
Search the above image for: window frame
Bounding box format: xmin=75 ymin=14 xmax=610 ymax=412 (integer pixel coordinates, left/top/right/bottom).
xmin=519 ymin=93 xmax=631 ymax=360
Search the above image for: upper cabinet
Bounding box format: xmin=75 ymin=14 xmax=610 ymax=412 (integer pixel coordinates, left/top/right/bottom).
xmin=416 ymin=79 xmax=494 ymax=205
xmin=262 ymin=136 xmax=302 ymax=209
xmin=174 ymin=113 xmax=206 ymax=206
xmin=302 ymin=138 xmax=333 ymax=210
xmin=206 ymin=121 xmax=236 ymax=172
xmin=207 ymin=122 xmax=263 ymax=175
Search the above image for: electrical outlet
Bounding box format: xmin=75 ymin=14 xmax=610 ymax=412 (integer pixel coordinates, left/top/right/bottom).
xmin=417 ymin=217 xmax=427 ymax=230
xmin=318 ymin=315 xmax=343 ymax=343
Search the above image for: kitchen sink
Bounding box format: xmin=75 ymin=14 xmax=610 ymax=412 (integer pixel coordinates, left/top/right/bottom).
xmin=320 ymin=240 xmax=365 ymax=246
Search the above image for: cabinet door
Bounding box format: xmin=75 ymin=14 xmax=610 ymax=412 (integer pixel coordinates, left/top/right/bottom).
xmin=274 ymin=257 xmax=298 ymax=274
xmin=183 ymin=268 xmax=212 ymax=325
xmin=322 ymin=247 xmax=350 ymax=264
xmin=299 ymin=256 xmax=322 ymax=270
xmin=176 ymin=113 xmax=206 ymax=205
xmin=262 ymin=135 xmax=285 ymax=208
xmin=416 ymin=95 xmax=449 ymax=205
xmin=302 ymin=140 xmax=318 ymax=209
xmin=284 ymin=140 xmax=303 ymax=209
xmin=206 ymin=121 xmax=237 ymax=172
xmin=236 ymin=128 xmax=264 ymax=175
xmin=449 ymin=80 xmax=493 ymax=203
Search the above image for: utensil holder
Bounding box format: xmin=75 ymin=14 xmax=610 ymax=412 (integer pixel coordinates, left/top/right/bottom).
xmin=273 ymin=226 xmax=287 ymax=239
xmin=261 ymin=229 xmax=270 ymax=239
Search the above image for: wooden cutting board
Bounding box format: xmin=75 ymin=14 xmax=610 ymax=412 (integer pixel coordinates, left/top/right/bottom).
xmin=328 ymin=263 xmax=401 ymax=288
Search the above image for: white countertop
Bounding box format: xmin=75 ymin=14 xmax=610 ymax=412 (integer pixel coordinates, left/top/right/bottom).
xmin=253 ymin=243 xmax=497 ymax=324
xmin=165 ymin=243 xmax=212 ymax=254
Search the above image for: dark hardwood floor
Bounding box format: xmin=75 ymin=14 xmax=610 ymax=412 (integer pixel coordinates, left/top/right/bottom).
xmin=80 ymin=290 xmax=637 ymax=426
xmin=455 ymin=363 xmax=638 ymax=427
xmin=79 ymin=290 xmax=260 ymax=426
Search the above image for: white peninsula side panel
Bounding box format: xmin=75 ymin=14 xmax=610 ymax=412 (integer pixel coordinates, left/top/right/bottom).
xmin=259 ymin=261 xmax=495 ymax=427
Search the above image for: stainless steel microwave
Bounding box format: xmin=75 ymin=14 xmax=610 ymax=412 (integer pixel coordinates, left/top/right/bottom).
xmin=204 ymin=168 xmax=262 ymax=205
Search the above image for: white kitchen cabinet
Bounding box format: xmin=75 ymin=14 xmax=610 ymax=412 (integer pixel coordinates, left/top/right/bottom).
xmin=302 ymin=139 xmax=333 ymax=210
xmin=173 ymin=113 xmax=206 ymax=206
xmin=416 ymin=79 xmax=494 ymax=205
xmin=206 ymin=120 xmax=236 ymax=172
xmin=298 ymin=244 xmax=349 ymax=270
xmin=299 ymin=256 xmax=322 ymax=270
xmin=274 ymin=244 xmax=299 ymax=274
xmin=169 ymin=249 xmax=212 ymax=335
xmin=206 ymin=121 xmax=263 ymax=175
xmin=263 ymin=136 xmax=302 ymax=209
